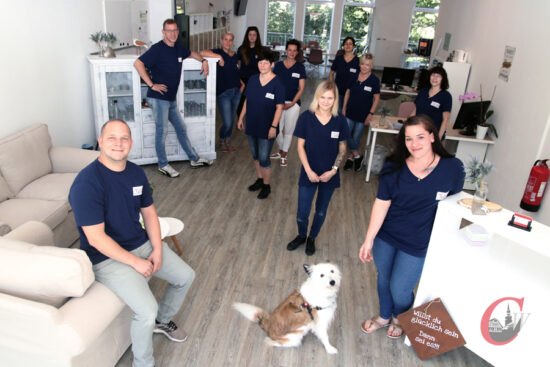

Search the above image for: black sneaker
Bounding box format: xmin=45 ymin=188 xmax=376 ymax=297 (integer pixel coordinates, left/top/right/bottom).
xmin=257 ymin=184 xmax=271 ymax=199
xmin=305 ymin=237 xmax=316 ymax=256
xmin=343 ymin=159 xmax=354 ymax=171
xmin=248 ymin=178 xmax=263 ymax=191
xmin=286 ymin=235 xmax=306 ymax=251
xmin=354 ymin=155 xmax=363 ymax=172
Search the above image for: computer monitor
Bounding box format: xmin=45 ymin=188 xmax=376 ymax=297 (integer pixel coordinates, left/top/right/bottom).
xmin=381 ymin=67 xmax=416 ymax=89
xmin=453 ymin=101 xmax=491 ymax=136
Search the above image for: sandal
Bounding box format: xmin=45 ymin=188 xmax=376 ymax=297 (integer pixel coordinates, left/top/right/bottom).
xmin=361 ymin=317 xmax=390 ymax=334
xmin=270 ymin=152 xmax=281 ymax=159
xmin=280 ymin=157 xmax=287 ymax=167
xmin=387 ymin=321 xmax=404 ymax=339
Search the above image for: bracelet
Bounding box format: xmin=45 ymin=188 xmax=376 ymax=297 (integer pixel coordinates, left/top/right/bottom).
xmin=149 ymin=83 xmax=154 ymax=88
xmin=332 ymin=165 xmax=339 ymax=171
xmin=369 ymin=111 xmax=374 ymax=115
xmin=271 ymin=125 xmax=277 ymax=128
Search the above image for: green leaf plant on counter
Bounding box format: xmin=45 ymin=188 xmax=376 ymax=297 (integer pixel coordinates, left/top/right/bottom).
xmin=465 ymin=156 xmax=493 ymax=186
xmin=459 ymin=85 xmax=499 ymax=139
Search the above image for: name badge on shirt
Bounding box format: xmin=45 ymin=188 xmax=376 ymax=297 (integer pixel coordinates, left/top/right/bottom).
xmin=364 ymin=86 xmax=372 ymax=92
xmin=133 ymin=186 xmax=143 ymax=196
xmin=435 ymin=191 xmax=449 ymax=201
xmin=350 ymin=68 xmax=357 ymax=73
xmin=430 ymin=101 xmax=440 ymax=108
xmin=265 ymin=93 xmax=275 ymax=99
xmin=331 ymin=131 xmax=340 ymax=139
xmin=178 ymin=57 xmax=183 ymax=63
xmin=292 ymin=72 xmax=301 ymax=78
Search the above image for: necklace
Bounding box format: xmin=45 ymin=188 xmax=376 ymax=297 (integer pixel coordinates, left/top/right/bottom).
xmin=418 ymin=154 xmax=436 ymax=181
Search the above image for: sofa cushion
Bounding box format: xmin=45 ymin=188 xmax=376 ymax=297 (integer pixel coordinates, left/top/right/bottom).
xmin=17 ymin=173 xmax=77 ymax=201
xmin=0 ymin=198 xmax=68 ymax=230
xmin=0 ymin=175 xmax=14 ymax=201
xmin=0 ymin=124 xmax=52 ymax=194
xmin=0 ymin=239 xmax=94 ymax=307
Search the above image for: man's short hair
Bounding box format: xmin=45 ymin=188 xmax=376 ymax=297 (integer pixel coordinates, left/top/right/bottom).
xmin=163 ymin=18 xmax=177 ymax=29
xmin=100 ymin=120 xmax=132 ymax=137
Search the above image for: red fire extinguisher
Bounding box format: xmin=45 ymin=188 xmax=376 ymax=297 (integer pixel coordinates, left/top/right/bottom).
xmin=520 ymin=159 xmax=549 ymax=212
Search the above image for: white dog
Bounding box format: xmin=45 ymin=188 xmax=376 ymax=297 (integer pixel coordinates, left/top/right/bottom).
xmin=233 ymin=263 xmax=341 ymax=354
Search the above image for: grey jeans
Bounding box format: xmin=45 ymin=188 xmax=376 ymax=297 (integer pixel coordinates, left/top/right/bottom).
xmin=93 ymin=241 xmax=195 ymax=367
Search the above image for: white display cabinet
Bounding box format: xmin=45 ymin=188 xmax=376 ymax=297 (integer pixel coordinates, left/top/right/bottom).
xmin=88 ymin=54 xmax=217 ymax=165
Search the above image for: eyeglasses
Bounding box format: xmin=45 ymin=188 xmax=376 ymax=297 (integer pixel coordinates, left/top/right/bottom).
xmin=164 ymin=28 xmax=179 ymax=33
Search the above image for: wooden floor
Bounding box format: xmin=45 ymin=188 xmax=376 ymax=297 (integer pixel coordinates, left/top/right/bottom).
xmin=115 ymin=74 xmax=491 ymax=367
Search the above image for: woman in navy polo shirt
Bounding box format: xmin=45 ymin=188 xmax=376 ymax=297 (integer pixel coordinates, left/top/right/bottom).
xmin=270 ymin=39 xmax=307 ymax=167
xmin=237 ymin=26 xmax=263 ymax=116
xmin=329 ymin=37 xmax=360 ymax=113
xmin=237 ymin=49 xmax=284 ymax=199
xmin=342 ymin=53 xmax=380 ymax=171
xmin=200 ymin=32 xmax=243 ymax=152
xmin=358 ymin=115 xmax=464 ymax=339
xmin=286 ymin=80 xmax=349 ymax=256
xmin=410 ymin=66 xmax=452 ymax=140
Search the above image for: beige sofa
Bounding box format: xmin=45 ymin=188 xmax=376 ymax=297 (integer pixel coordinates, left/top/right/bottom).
xmin=0 ymin=124 xmax=99 ymax=247
xmin=0 ymin=221 xmax=132 ymax=366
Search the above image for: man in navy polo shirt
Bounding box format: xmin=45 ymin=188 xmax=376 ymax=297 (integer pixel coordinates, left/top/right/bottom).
xmin=134 ymin=18 xmax=213 ymax=178
xmin=69 ymin=120 xmax=196 ymax=367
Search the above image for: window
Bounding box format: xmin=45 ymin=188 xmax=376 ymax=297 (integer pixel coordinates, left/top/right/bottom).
xmin=303 ymin=1 xmax=335 ymax=50
xmin=407 ymin=0 xmax=440 ymax=51
xmin=266 ymin=1 xmax=296 ymax=46
xmin=340 ymin=1 xmax=374 ymax=54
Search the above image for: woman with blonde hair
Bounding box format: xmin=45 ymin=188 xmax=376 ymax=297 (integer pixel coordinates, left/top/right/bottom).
xmin=285 ymin=80 xmax=349 ymax=255
xmin=342 ymin=53 xmax=380 ymax=171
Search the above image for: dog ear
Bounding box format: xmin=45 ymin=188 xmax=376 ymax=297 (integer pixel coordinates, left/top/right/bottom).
xmin=303 ymin=264 xmax=312 ymax=276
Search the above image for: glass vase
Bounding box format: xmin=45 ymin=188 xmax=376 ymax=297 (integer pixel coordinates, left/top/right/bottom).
xmin=472 ymin=180 xmax=488 ymax=215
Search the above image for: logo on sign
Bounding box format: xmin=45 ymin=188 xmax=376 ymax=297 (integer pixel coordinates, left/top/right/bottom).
xmin=480 ymin=297 xmax=530 ymax=345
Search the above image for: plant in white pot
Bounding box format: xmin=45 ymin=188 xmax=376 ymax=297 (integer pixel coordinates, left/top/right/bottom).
xmin=459 ymin=85 xmax=499 ymax=140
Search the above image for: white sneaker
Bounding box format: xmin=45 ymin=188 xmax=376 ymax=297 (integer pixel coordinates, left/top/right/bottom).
xmin=158 ymin=164 xmax=180 ymax=178
xmin=190 ymin=157 xmax=214 ymax=168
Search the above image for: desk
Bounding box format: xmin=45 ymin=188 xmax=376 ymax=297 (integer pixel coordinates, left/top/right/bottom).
xmin=364 ymin=115 xmax=401 ymax=182
xmin=364 ymin=119 xmax=495 ymax=185
xmin=408 ymin=192 xmax=549 ymax=366
xmin=380 ymin=86 xmax=418 ymax=97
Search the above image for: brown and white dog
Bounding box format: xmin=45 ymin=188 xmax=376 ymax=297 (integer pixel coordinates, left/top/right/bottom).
xmin=233 ymin=263 xmax=341 ymax=354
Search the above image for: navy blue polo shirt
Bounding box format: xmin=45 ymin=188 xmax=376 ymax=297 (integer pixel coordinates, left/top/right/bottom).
xmin=331 ymin=54 xmax=360 ymax=96
xmin=294 ymin=111 xmax=350 ymax=189
xmin=273 ymin=61 xmax=307 ymax=105
xmin=376 ymin=157 xmax=465 ymax=257
xmin=69 ymin=160 xmax=153 ymax=265
xmin=139 ymin=40 xmax=191 ymax=101
xmin=211 ymin=48 xmax=241 ymax=95
xmin=414 ymin=88 xmax=452 ymax=131
xmin=345 ymin=73 xmax=380 ymax=123
xmin=244 ymin=74 xmax=285 ymax=138
xmin=237 ymin=46 xmax=259 ymax=80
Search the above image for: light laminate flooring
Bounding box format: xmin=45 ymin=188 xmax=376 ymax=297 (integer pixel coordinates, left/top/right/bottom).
xmin=114 ymin=77 xmax=491 ymax=367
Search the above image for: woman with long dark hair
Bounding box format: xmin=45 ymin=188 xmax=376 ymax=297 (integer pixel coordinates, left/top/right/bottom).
xmin=409 ymin=66 xmax=452 ymax=140
xmin=329 ymin=37 xmax=360 ymax=113
xmin=237 ymin=26 xmax=263 ymax=116
xmin=358 ymin=115 xmax=464 ymax=339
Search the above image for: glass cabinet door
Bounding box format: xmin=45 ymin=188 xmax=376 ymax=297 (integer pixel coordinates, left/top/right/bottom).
xmin=182 ymin=70 xmax=207 ymax=118
xmin=106 ymin=71 xmax=135 ymax=122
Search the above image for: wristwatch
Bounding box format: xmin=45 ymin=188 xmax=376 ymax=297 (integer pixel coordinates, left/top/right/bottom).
xmin=332 ymin=165 xmax=339 ymax=171
xmin=368 ymin=111 xmax=374 ymax=115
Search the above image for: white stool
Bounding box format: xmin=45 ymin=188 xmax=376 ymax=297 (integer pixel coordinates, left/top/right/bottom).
xmin=159 ymin=217 xmax=185 ymax=256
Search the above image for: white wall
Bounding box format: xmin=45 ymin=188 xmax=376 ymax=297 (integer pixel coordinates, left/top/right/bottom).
xmin=0 ymin=0 xmax=104 ymax=147
xmin=434 ymin=0 xmax=550 ymax=224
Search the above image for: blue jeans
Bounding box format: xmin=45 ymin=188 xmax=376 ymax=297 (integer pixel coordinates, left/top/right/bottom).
xmin=217 ymin=87 xmax=241 ymax=142
xmin=346 ymin=117 xmax=366 ymax=152
xmin=372 ymin=236 xmax=426 ymax=320
xmin=147 ymin=97 xmax=199 ymax=167
xmin=297 ymin=184 xmax=336 ymax=238
xmin=247 ymin=135 xmax=275 ymax=168
xmin=93 ymin=241 xmax=195 ymax=367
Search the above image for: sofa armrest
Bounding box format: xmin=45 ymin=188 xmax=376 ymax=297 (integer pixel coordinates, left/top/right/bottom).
xmin=3 ymin=221 xmax=54 ymax=246
xmin=0 ymin=282 xmax=126 ymax=357
xmin=49 ymin=146 xmax=99 ymax=173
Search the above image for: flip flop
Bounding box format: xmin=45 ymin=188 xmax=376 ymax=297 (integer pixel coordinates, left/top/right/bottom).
xmin=387 ymin=322 xmax=404 ymax=339
xmin=361 ymin=317 xmax=390 ymax=334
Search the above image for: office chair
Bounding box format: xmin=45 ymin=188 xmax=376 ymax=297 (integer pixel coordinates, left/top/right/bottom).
xmin=306 ymin=48 xmax=324 ymax=76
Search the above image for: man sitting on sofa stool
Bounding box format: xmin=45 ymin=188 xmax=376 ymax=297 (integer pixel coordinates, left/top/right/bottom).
xmin=69 ymin=119 xmax=195 ymax=367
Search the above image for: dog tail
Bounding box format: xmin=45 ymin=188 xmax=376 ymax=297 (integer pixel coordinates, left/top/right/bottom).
xmin=233 ymin=302 xmax=269 ymax=324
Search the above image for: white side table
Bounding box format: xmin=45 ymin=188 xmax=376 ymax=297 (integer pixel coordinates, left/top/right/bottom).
xmin=159 ymin=217 xmax=185 ymax=256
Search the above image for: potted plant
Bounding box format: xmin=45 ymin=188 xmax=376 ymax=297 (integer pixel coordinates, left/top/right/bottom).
xmin=465 ymin=156 xmax=493 ymax=215
xmin=90 ymin=31 xmax=117 ymax=57
xmin=459 ymin=85 xmax=499 ymax=140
